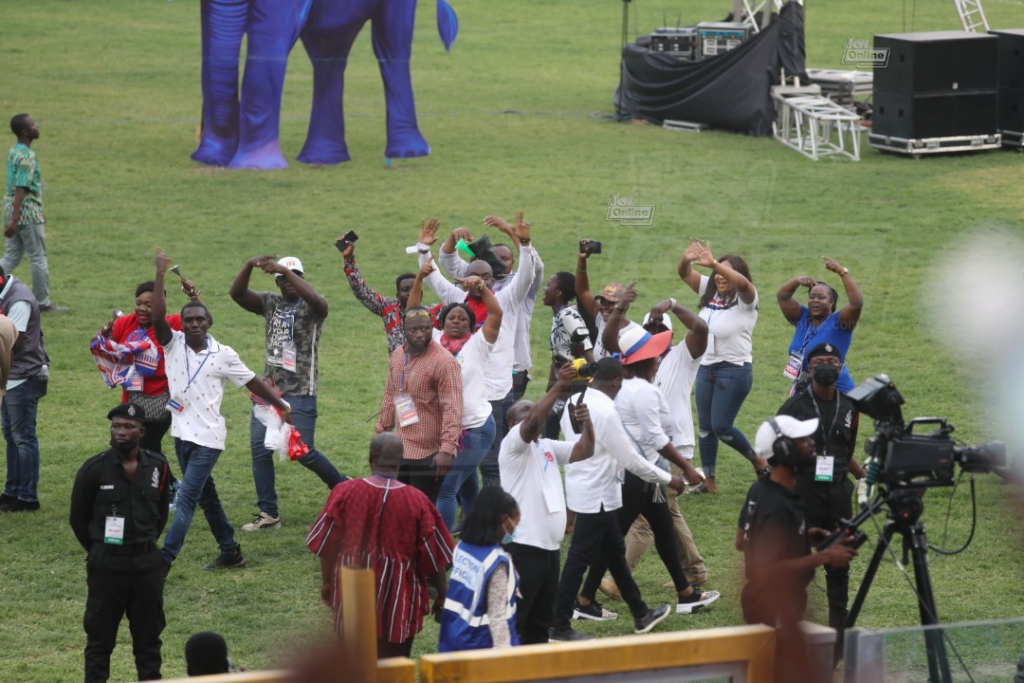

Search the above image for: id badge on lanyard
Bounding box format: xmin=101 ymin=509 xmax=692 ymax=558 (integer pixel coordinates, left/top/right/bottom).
xmin=104 ymin=516 xmax=125 ymax=545
xmin=394 ymin=393 xmax=419 ymax=427
xmin=282 ymin=342 xmax=297 ymax=373
xmin=783 ymin=352 xmax=803 ymax=380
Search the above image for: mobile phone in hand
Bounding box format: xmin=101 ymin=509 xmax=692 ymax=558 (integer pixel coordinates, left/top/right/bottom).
xmin=580 ymin=240 xmax=602 ymax=255
xmin=335 ymin=230 xmax=360 ymax=252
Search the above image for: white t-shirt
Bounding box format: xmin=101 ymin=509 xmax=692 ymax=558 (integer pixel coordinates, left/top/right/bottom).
xmin=593 ymin=315 xmax=640 ymax=360
xmin=698 ymin=274 xmax=758 ymax=366
xmin=433 ymin=328 xmax=493 ymax=429
xmin=498 ymin=423 xmax=574 ymax=551
xmin=655 ymin=340 xmax=703 ymax=453
xmin=615 ymin=377 xmax=673 ymax=464
xmin=164 ymin=330 xmax=256 ymax=450
xmin=560 ymin=388 xmax=671 ymax=514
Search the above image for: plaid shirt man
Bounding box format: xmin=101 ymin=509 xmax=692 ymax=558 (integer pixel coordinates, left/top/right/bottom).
xmin=376 ymin=338 xmax=463 ymax=460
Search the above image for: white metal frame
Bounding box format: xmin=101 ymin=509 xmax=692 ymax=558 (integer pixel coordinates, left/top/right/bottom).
xmin=953 ymin=0 xmax=990 ymax=33
xmin=772 ymin=87 xmax=863 ymax=161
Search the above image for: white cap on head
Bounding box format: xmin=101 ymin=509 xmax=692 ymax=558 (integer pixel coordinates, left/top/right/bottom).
xmin=277 ymin=256 xmax=304 ymax=274
xmin=641 ymin=311 xmax=673 ymax=331
xmin=754 ymin=415 xmax=819 ymax=458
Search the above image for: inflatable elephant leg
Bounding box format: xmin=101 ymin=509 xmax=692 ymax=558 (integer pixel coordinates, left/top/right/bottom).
xmin=228 ymin=0 xmax=312 ymax=169
xmin=192 ymin=0 xmax=247 ymax=166
xmin=296 ymin=19 xmax=368 ymax=165
xmin=372 ymin=3 xmax=430 ymax=159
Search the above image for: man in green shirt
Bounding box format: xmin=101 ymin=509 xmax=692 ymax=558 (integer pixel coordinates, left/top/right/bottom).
xmin=2 ymin=114 xmax=65 ymax=312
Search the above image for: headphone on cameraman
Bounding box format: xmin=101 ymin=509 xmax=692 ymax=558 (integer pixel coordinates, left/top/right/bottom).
xmin=767 ymin=417 xmax=798 ymax=467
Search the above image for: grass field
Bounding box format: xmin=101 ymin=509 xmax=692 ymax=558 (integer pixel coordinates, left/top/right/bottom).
xmin=2 ymin=0 xmax=1024 ymax=680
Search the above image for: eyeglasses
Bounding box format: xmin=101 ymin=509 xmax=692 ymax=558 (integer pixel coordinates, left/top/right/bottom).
xmin=405 ymin=309 xmax=431 ymax=320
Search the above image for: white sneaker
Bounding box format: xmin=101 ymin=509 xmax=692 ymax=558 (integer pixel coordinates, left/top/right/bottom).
xmin=677 ymin=588 xmax=720 ymax=614
xmin=242 ymin=512 xmax=282 ymax=531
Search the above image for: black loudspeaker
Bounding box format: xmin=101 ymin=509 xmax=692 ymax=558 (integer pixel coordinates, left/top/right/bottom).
xmin=873 ymin=91 xmax=998 ymax=139
xmin=998 ymin=87 xmax=1024 ymax=133
xmin=990 ymin=29 xmax=1024 ymax=89
xmin=874 ymin=31 xmax=998 ymax=94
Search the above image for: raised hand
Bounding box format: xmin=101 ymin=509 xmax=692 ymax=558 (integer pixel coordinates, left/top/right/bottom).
xmin=337 ymin=237 xmax=355 ymax=258
xmin=694 ymin=242 xmax=716 ymax=268
xmin=247 ymin=255 xmax=275 ymax=269
xmin=683 ymin=238 xmax=703 ymax=263
xmin=484 ymin=214 xmax=513 ymax=236
xmin=155 ymin=249 xmax=171 ymax=275
xmin=572 ymin=403 xmax=590 ymax=427
xmin=180 ymin=278 xmax=201 ymax=300
xmin=418 ymin=256 xmax=436 ymax=279
xmin=796 ymin=276 xmax=817 ymax=288
xmin=419 ymin=217 xmax=440 ymax=246
xmin=822 ymin=256 xmax=846 ymax=275
xmin=455 ymin=274 xmax=486 ymax=295
xmin=451 ymin=227 xmax=474 ymax=243
xmin=620 ymin=281 xmax=639 ymax=307
xmin=510 ymin=210 xmax=530 ymax=243
xmin=579 ymin=238 xmax=597 ymax=260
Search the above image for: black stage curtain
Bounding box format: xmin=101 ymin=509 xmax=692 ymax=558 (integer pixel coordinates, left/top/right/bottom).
xmin=615 ymin=2 xmax=806 ymax=136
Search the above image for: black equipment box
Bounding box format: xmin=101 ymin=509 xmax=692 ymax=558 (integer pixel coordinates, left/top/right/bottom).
xmin=650 ymin=27 xmax=697 ymax=60
xmin=696 ymin=22 xmax=750 ymax=58
xmin=873 ymin=90 xmax=997 ymax=139
xmin=873 ymin=31 xmax=997 ymax=94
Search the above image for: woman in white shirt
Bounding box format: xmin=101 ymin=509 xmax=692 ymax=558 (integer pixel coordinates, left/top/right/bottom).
xmin=678 ymin=240 xmax=770 ymax=493
xmin=409 ymin=262 xmax=502 ymax=530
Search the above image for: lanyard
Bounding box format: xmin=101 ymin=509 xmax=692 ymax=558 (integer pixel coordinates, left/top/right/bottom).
xmin=281 ymin=303 xmax=299 ymax=342
xmin=400 ymin=351 xmax=412 ymax=393
xmin=184 ymin=340 xmax=212 ymax=391
xmin=797 ymin=314 xmax=827 ymax=358
xmin=810 ymin=392 xmax=842 ymax=456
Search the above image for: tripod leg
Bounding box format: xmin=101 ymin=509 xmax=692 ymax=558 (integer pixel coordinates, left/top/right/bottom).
xmin=845 ymin=521 xmax=897 ymax=631
xmin=908 ymin=525 xmax=953 ymax=683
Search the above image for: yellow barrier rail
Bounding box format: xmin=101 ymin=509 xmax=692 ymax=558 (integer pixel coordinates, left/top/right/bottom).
xmin=419 ymin=624 xmax=776 ymax=683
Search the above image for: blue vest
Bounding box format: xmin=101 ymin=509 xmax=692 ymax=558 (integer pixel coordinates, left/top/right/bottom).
xmin=438 ymin=542 xmax=520 ymax=653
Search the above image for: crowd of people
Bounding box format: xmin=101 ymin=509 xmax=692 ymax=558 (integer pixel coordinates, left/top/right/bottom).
xmin=4 ymin=111 xmax=871 ymax=683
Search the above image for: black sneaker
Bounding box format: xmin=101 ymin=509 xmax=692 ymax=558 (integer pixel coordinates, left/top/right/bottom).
xmin=677 ymin=588 xmax=721 ymax=614
xmin=204 ymin=546 xmax=246 ymax=571
xmin=572 ymin=598 xmax=618 ymax=621
xmin=634 ymin=604 xmax=672 ymax=634
xmin=0 ymin=498 xmax=39 ymax=512
xmin=548 ymin=626 xmax=594 ymax=642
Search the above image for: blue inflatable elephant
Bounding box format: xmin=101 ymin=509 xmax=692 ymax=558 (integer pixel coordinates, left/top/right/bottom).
xmin=191 ymin=0 xmax=458 ymax=169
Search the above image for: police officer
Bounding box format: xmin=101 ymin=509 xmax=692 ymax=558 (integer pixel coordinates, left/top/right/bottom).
xmin=777 ymin=342 xmax=864 ymax=641
xmin=69 ymin=404 xmax=172 ymax=683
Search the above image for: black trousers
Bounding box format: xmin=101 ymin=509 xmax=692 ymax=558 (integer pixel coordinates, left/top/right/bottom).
xmin=797 ymin=474 xmax=854 ymax=630
xmin=398 ymin=454 xmax=442 ymax=505
xmin=84 ymin=544 xmax=166 ymax=682
xmin=140 ymin=411 xmax=172 ymax=456
xmin=507 ymin=543 xmax=560 ymax=644
xmin=580 ymin=471 xmax=690 ymax=598
xmin=552 ymin=506 xmax=649 ymax=630
xmin=480 ymin=391 xmax=513 ymax=488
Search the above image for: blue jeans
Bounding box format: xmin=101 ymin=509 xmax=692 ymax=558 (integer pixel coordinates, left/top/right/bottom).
xmin=695 ymin=362 xmax=755 ymax=477
xmin=480 ymin=390 xmax=514 ymax=488
xmin=249 ymin=395 xmax=346 ymax=519
xmin=437 ymin=415 xmax=496 ymax=530
xmin=2 ymin=375 xmax=47 ymax=502
xmin=0 ymin=221 xmax=51 ymax=306
xmin=161 ymin=439 xmax=237 ymax=564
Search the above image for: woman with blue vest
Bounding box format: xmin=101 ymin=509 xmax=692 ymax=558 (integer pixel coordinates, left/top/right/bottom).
xmin=439 ymin=487 xmax=521 ymax=652
xmin=776 ymin=256 xmax=863 ymax=394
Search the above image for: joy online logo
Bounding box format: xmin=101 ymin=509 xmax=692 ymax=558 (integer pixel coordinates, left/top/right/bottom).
xmin=606 ymin=195 xmax=655 ymax=227
xmin=842 ymin=37 xmax=889 ymax=67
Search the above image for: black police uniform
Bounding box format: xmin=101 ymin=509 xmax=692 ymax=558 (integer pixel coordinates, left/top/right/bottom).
xmin=738 ymin=478 xmax=813 ymax=626
xmin=70 ymin=446 xmax=172 ymax=683
xmin=778 ymin=386 xmax=860 ymax=632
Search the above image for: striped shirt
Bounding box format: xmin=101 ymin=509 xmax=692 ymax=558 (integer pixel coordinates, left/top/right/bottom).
xmin=376 ymin=341 xmax=464 ymax=460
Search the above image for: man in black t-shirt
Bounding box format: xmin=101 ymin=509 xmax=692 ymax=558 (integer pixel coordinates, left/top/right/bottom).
xmin=736 ymin=414 xmax=856 ymax=630
xmin=778 ymin=342 xmax=864 ymax=638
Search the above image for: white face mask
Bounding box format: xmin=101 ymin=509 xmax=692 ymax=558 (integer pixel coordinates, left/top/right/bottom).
xmin=502 ymin=518 xmax=517 ymax=545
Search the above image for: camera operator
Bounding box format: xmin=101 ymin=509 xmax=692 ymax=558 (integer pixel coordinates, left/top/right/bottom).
xmin=541 ymin=271 xmax=594 ymax=439
xmin=736 ymin=415 xmax=857 ymax=630
xmin=777 ymin=342 xmax=864 ymax=645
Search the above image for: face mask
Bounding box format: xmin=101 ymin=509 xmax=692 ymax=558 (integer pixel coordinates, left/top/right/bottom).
xmin=812 ymin=364 xmax=841 ymax=386
xmin=502 ymin=519 xmax=517 ymax=545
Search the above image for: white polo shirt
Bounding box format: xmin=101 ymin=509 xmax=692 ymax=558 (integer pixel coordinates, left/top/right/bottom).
xmin=498 ymin=423 xmax=574 ymax=551
xmin=560 ymin=388 xmax=671 ymax=514
xmin=655 ymin=340 xmax=703 ymax=454
xmin=615 ymin=377 xmax=672 ymax=463
xmin=164 ymin=330 xmax=256 ymax=450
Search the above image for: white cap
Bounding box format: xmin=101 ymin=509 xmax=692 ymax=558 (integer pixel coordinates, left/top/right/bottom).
xmin=754 ymin=415 xmax=819 ymax=458
xmin=277 ymin=256 xmax=304 ymax=274
xmin=641 ymin=312 xmax=673 ymax=331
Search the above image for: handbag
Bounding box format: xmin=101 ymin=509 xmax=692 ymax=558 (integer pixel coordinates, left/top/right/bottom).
xmin=128 ymin=392 xmax=170 ymax=421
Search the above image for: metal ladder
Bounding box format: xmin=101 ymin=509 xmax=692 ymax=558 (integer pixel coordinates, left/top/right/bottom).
xmin=953 ymin=0 xmax=990 ymax=33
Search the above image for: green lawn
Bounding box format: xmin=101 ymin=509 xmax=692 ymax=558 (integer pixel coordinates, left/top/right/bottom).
xmin=1 ymin=0 xmax=1023 ymax=680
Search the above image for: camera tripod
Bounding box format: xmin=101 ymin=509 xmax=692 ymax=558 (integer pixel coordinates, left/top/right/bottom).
xmin=843 ymin=488 xmax=953 ymax=683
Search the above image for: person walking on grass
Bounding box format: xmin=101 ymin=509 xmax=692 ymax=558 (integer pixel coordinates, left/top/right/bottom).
xmin=2 ymin=114 xmax=65 ymax=312
xmin=152 ymin=250 xmax=293 ymax=573
xmin=230 ymin=254 xmax=347 ymax=531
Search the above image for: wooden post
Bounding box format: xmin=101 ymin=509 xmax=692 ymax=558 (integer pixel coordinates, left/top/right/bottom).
xmin=341 ymin=565 xmax=378 ymax=683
